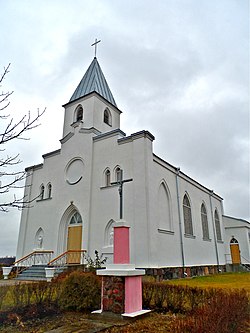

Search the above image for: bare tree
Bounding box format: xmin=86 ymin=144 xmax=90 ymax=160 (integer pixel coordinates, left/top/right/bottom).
xmin=0 ymin=64 xmax=45 ymax=211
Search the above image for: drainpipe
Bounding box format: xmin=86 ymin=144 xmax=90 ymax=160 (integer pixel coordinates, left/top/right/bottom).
xmin=175 ymin=168 xmax=185 ymax=277
xmin=209 ymin=190 xmax=220 ymax=272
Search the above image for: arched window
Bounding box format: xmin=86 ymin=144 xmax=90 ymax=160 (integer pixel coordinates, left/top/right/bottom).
xmin=158 ymin=182 xmax=172 ymax=230
xmin=201 ymin=203 xmax=209 ymax=239
xmin=75 ymin=105 xmax=83 ymax=122
xmin=40 ymin=184 xmax=45 ymax=200
xmin=230 ymin=237 xmax=238 ymax=244
xmin=183 ymin=194 xmax=193 ymax=236
xmin=105 ymin=169 xmax=111 ymax=186
xmin=104 ymin=108 xmax=112 ymax=126
xmin=115 ymin=167 xmax=122 ymax=182
xmin=69 ymin=212 xmax=82 ymax=225
xmin=214 ymin=210 xmax=222 ymax=241
xmin=47 ymin=183 xmax=52 ymax=198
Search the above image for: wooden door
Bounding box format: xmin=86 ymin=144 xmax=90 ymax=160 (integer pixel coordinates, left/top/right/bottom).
xmin=230 ymin=243 xmax=241 ymax=264
xmin=67 ymin=225 xmax=82 ymax=264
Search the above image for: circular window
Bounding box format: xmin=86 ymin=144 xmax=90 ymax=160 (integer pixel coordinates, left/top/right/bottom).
xmin=66 ymin=158 xmax=84 ymax=185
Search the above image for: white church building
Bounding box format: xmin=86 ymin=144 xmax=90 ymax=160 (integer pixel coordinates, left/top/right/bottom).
xmin=16 ymin=56 xmax=249 ymax=277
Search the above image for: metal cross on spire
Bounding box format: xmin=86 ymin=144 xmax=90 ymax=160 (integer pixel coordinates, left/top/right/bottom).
xmin=91 ymin=38 xmax=101 ymax=58
xmin=111 ymin=169 xmax=133 ymax=219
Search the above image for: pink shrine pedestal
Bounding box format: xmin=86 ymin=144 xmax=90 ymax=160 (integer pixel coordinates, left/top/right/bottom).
xmin=94 ymin=220 xmax=150 ymax=317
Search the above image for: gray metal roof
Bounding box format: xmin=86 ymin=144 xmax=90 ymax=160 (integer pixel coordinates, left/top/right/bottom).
xmin=69 ymin=57 xmax=117 ymax=107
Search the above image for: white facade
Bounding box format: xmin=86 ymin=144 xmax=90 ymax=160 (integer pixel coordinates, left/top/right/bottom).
xmin=16 ymin=58 xmax=249 ymax=272
xmin=223 ymin=216 xmax=250 ymax=265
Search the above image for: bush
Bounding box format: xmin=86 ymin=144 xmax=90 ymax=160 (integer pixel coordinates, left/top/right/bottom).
xmin=58 ymin=271 xmax=101 ymax=311
xmin=170 ymin=289 xmax=249 ymax=333
xmin=142 ymin=282 xmax=249 ymax=333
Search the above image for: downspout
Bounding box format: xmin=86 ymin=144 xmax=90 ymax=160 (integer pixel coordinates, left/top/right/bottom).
xmin=209 ymin=190 xmax=220 ymax=272
xmin=175 ymin=168 xmax=185 ymax=276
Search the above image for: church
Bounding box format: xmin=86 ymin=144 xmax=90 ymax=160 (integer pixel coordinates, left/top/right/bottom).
xmin=16 ymin=55 xmax=250 ymax=277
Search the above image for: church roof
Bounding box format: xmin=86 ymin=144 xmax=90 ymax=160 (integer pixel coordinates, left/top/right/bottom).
xmin=69 ymin=57 xmax=117 ymax=107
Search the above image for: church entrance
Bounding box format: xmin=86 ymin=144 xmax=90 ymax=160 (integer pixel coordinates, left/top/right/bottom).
xmin=67 ymin=212 xmax=83 ymax=264
xmin=230 ymin=237 xmax=241 ymax=264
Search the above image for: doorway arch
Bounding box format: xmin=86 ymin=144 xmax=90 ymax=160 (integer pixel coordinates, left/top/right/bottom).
xmin=57 ymin=204 xmax=83 ymax=260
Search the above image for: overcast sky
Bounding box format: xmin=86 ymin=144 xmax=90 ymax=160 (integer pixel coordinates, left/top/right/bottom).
xmin=0 ymin=0 xmax=249 ymax=257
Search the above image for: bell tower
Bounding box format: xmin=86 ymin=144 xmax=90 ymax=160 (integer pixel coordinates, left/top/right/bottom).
xmin=62 ymin=56 xmax=122 ymax=138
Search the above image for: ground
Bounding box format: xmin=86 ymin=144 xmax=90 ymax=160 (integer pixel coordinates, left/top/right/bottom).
xmin=0 ymin=272 xmax=249 ymax=332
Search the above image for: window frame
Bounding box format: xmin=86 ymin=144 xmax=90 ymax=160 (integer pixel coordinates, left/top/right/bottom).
xmin=183 ymin=194 xmax=194 ymax=236
xmin=214 ymin=209 xmax=222 ymax=241
xmin=201 ymin=203 xmax=210 ymax=240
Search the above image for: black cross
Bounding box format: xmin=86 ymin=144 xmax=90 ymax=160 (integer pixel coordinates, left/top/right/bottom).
xmin=111 ymin=169 xmax=133 ymax=219
xmin=91 ymin=38 xmax=101 ymax=57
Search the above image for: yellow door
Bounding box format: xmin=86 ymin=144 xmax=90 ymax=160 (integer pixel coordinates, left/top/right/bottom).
xmin=230 ymin=243 xmax=241 ymax=264
xmin=67 ymin=225 xmax=82 ymax=264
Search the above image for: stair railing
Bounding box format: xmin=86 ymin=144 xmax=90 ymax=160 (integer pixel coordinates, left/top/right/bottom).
xmin=48 ymin=250 xmax=86 ymax=267
xmin=14 ymin=250 xmax=54 ymax=267
xmin=241 ymin=255 xmax=250 ymax=265
xmin=224 ymin=253 xmax=232 ymax=264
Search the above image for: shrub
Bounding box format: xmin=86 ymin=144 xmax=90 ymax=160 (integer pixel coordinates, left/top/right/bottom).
xmin=0 ymin=285 xmax=8 ymax=310
xmin=169 ymin=289 xmax=249 ymax=333
xmin=58 ymin=271 xmax=101 ymax=311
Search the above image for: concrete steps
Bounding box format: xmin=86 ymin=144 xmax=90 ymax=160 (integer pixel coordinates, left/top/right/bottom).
xmin=15 ymin=265 xmax=66 ymax=281
xmin=15 ymin=265 xmax=47 ymax=281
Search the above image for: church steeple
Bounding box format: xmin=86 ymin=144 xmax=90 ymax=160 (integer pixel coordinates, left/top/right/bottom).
xmin=69 ymin=57 xmax=117 ymax=107
xmin=62 ymin=57 xmax=121 ymax=138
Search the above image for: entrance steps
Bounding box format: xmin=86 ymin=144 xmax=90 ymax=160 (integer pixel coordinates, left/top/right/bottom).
xmin=15 ymin=265 xmax=47 ymax=281
xmin=15 ymin=265 xmax=66 ymax=281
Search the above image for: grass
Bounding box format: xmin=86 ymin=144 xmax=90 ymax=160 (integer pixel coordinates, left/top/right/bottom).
xmin=165 ymin=272 xmax=250 ymax=292
xmin=1 ymin=272 xmax=249 ymax=332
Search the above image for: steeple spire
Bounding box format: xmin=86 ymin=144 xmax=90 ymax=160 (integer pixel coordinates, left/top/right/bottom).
xmin=69 ymin=57 xmax=117 ymax=107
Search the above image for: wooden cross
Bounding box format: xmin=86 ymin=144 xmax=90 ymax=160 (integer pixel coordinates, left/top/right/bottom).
xmin=91 ymin=38 xmax=101 ymax=57
xmin=111 ymin=169 xmax=133 ymax=219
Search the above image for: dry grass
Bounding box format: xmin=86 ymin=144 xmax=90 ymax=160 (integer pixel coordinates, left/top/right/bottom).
xmin=165 ymin=272 xmax=250 ymax=292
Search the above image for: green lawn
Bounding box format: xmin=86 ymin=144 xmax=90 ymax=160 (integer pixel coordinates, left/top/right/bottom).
xmin=165 ymin=272 xmax=250 ymax=292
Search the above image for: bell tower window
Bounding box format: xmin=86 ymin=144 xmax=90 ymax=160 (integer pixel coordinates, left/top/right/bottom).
xmin=104 ymin=108 xmax=112 ymax=126
xmin=74 ymin=105 xmax=83 ymax=122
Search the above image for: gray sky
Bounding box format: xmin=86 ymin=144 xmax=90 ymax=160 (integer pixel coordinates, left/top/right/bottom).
xmin=0 ymin=0 xmax=249 ymax=257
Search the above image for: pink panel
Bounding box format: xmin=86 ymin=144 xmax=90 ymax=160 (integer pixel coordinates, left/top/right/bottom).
xmin=125 ymin=276 xmax=142 ymax=313
xmin=114 ymin=226 xmax=130 ymax=264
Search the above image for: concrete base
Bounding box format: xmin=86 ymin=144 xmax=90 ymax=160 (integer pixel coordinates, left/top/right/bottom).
xmin=91 ymin=309 xmax=102 ymax=314
xmin=92 ymin=309 xmax=151 ymax=318
xmin=122 ymin=309 xmax=151 ymax=318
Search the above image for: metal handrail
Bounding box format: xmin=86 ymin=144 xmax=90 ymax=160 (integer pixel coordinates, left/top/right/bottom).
xmin=224 ymin=253 xmax=232 ymax=264
xmin=14 ymin=250 xmax=54 ymax=267
xmin=48 ymin=250 xmax=86 ymax=267
xmin=241 ymin=255 xmax=250 ymax=264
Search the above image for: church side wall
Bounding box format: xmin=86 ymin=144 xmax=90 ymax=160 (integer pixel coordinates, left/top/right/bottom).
xmin=150 ymin=158 xmax=226 ymax=268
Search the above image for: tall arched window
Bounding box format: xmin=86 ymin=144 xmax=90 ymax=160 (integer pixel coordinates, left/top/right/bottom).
xmin=183 ymin=194 xmax=193 ymax=236
xmin=201 ymin=203 xmax=209 ymax=239
xmin=104 ymin=108 xmax=112 ymax=126
xmin=214 ymin=209 xmax=222 ymax=241
xmin=75 ymin=105 xmax=83 ymax=122
xmin=40 ymin=184 xmax=45 ymax=200
xmin=115 ymin=166 xmax=122 ymax=182
xmin=158 ymin=182 xmax=172 ymax=230
xmin=47 ymin=183 xmax=52 ymax=198
xmin=105 ymin=169 xmax=111 ymax=186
